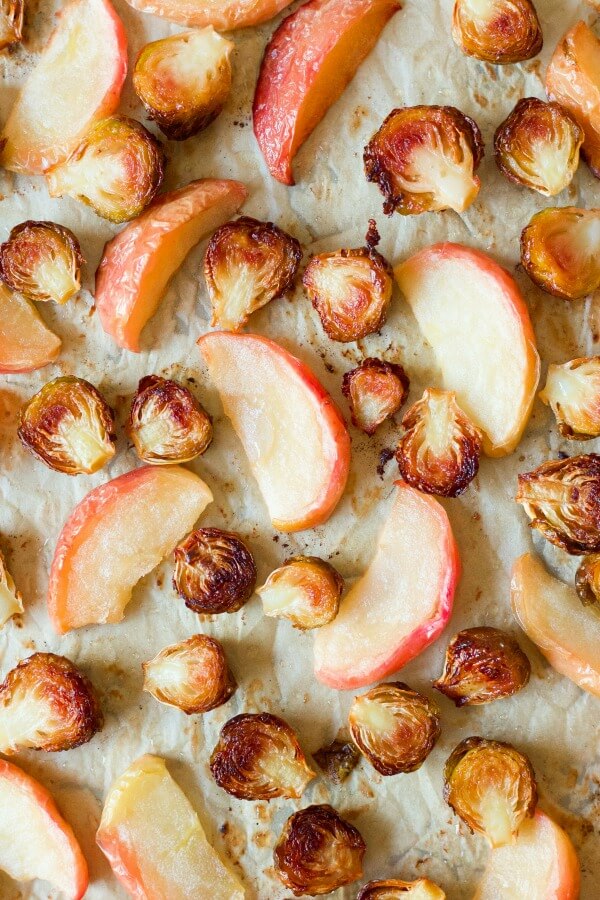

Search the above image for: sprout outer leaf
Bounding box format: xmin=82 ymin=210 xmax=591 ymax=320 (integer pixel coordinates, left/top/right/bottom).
xmin=0 ymin=0 xmax=23 ymax=49
xmin=257 ymin=555 xmax=344 ymax=630
xmin=313 ymin=739 xmax=360 ymax=784
xmin=358 ymin=878 xmax=447 ymax=899
xmin=539 ymin=357 xmax=600 ymax=440
xmin=143 ymin=634 xmax=236 ymax=714
xmin=0 ymin=550 xmax=23 ymax=629
xmin=0 ymin=220 xmax=83 ymax=305
xmin=575 ymin=554 xmax=600 ymax=609
xmin=342 ymin=358 xmax=410 ymax=434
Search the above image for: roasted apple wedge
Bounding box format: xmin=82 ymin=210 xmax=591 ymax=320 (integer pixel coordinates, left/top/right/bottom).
xmin=314 ymin=482 xmax=459 ymax=690
xmin=48 ymin=466 xmax=212 ymax=634
xmin=198 ymin=332 xmax=350 ymax=531
xmin=395 ymin=243 xmax=540 ymax=456
xmin=124 ymin=0 xmax=293 ymax=31
xmin=95 ymin=179 xmax=247 ymax=351
xmin=0 ymin=283 xmax=61 ymax=373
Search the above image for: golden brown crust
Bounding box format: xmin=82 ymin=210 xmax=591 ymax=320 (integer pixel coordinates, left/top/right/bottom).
xmin=452 ymin=0 xmax=542 ymax=64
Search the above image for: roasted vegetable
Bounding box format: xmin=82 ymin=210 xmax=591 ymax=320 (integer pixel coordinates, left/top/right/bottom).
xmin=0 ymin=653 xmax=103 ymax=753
xmin=46 ymin=116 xmax=164 ymax=224
xmin=348 ymin=682 xmax=440 ymax=776
xmin=444 ymin=737 xmax=537 ymax=847
xmin=142 ymin=634 xmax=236 ymax=714
xmin=0 ymin=550 xmax=23 ymax=628
xmin=539 ymin=357 xmax=600 ymax=440
xmin=313 ymin=739 xmax=360 ymax=784
xmin=204 ymin=216 xmax=301 ymax=331
xmin=0 ymin=0 xmax=23 ymax=49
xmin=0 ymin=221 xmax=83 ymax=305
xmin=521 ymin=207 xmax=600 ymax=300
xmin=434 ymin=627 xmax=530 ymax=707
xmin=133 ymin=27 xmax=233 ymax=141
xmin=575 ymin=554 xmax=600 ymax=609
xmin=364 ymin=106 xmax=484 ymax=215
xmin=18 ymin=376 xmax=116 ymax=475
xmin=274 ymin=804 xmax=366 ymax=896
xmin=342 ymin=358 xmax=410 ymax=435
xmin=173 ymin=528 xmax=256 ymax=614
xmin=210 ymin=712 xmax=315 ymax=801
xmin=128 ymin=375 xmax=212 ymax=465
xmin=358 ymin=879 xmax=446 ymax=899
xmin=257 ymin=555 xmax=344 ymax=630
xmin=452 ymin=0 xmax=542 ymax=64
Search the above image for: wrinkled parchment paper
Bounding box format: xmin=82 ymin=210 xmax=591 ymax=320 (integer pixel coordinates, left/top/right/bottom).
xmin=2 ymin=0 xmax=600 ymax=896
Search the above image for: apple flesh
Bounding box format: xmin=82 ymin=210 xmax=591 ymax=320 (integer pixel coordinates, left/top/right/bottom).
xmin=95 ymin=179 xmax=247 ymax=352
xmin=313 ymin=481 xmax=460 ymax=690
xmin=198 ymin=332 xmax=350 ymax=532
xmin=0 ymin=0 xmax=127 ymax=174
xmin=395 ymin=243 xmax=540 ymax=457
xmin=124 ymin=0 xmax=293 ymax=30
xmin=253 ymin=0 xmax=401 ymax=185
xmin=0 ymin=283 xmax=61 ymax=372
xmin=48 ymin=465 xmax=212 ymax=634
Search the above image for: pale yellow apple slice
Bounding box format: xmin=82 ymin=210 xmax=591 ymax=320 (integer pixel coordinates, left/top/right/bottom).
xmin=0 ymin=283 xmax=61 ymax=372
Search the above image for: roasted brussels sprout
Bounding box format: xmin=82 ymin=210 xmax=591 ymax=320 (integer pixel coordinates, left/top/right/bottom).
xmin=452 ymin=0 xmax=542 ymax=64
xmin=520 ymin=207 xmax=600 ymax=301
xmin=516 ymin=454 xmax=600 ymax=554
xmin=0 ymin=652 xmax=103 ymax=754
xmin=204 ymin=216 xmax=301 ymax=331
xmin=128 ymin=375 xmax=212 ymax=465
xmin=364 ymin=106 xmax=484 ymax=216
xmin=342 ymin=358 xmax=410 ymax=435
xmin=133 ymin=27 xmax=233 ymax=141
xmin=0 ymin=0 xmax=23 ymax=49
xmin=0 ymin=550 xmax=22 ymax=629
xmin=210 ymin=712 xmax=315 ymax=801
xmin=539 ymin=357 xmax=600 ymax=440
xmin=173 ymin=528 xmax=256 ymax=614
xmin=142 ymin=634 xmax=236 ymax=714
xmin=434 ymin=627 xmax=531 ymax=707
xmin=358 ymin=878 xmax=446 ymax=899
xmin=257 ymin=555 xmax=344 ymax=630
xmin=18 ymin=376 xmax=116 ymax=476
xmin=313 ymin=739 xmax=360 ymax=784
xmin=444 ymin=737 xmax=537 ymax=847
xmin=274 ymin=804 xmax=366 ymax=896
xmin=46 ymin=116 xmax=165 ymax=224
xmin=576 ymin=554 xmax=600 ymax=608
xmin=348 ymin=682 xmax=440 ymax=776
xmin=0 ymin=221 xmax=83 ymax=305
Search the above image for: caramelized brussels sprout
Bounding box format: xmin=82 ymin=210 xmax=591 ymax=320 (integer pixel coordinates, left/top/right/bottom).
xmin=257 ymin=555 xmax=344 ymax=630
xmin=516 ymin=454 xmax=600 ymax=554
xmin=128 ymin=375 xmax=212 ymax=465
xmin=46 ymin=116 xmax=165 ymax=224
xmin=274 ymin=804 xmax=366 ymax=896
xmin=204 ymin=217 xmax=301 ymax=331
xmin=313 ymin=739 xmax=360 ymax=784
xmin=364 ymin=106 xmax=484 ymax=215
xmin=444 ymin=737 xmax=537 ymax=847
xmin=0 ymin=221 xmax=83 ymax=305
xmin=18 ymin=376 xmax=116 ymax=476
xmin=358 ymin=878 xmax=446 ymax=899
xmin=576 ymin=554 xmax=600 ymax=608
xmin=173 ymin=528 xmax=256 ymax=614
xmin=452 ymin=0 xmax=542 ymax=64
xmin=0 ymin=652 xmax=103 ymax=754
xmin=0 ymin=0 xmax=23 ymax=49
xmin=134 ymin=27 xmax=233 ymax=141
xmin=342 ymin=358 xmax=410 ymax=435
xmin=434 ymin=627 xmax=530 ymax=707
xmin=348 ymin=682 xmax=440 ymax=776
xmin=0 ymin=550 xmax=22 ymax=629
xmin=142 ymin=634 xmax=236 ymax=714
xmin=210 ymin=712 xmax=315 ymax=801
xmin=521 ymin=207 xmax=600 ymax=300
xmin=539 ymin=357 xmax=600 ymax=440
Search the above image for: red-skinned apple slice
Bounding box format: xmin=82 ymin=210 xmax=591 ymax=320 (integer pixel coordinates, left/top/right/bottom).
xmin=124 ymin=0 xmax=293 ymax=30
xmin=314 ymin=481 xmax=460 ymax=690
xmin=198 ymin=332 xmax=350 ymax=532
xmin=253 ymin=0 xmax=401 ymax=185
xmin=0 ymin=0 xmax=127 ymax=175
xmin=0 ymin=758 xmax=88 ymax=900
xmin=48 ymin=466 xmax=212 ymax=634
xmin=395 ymin=243 xmax=540 ymax=457
xmin=95 ymin=179 xmax=247 ymax=352
xmin=0 ymin=284 xmax=61 ymax=373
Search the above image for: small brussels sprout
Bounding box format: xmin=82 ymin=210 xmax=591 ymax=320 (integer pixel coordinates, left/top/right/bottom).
xmin=358 ymin=878 xmax=446 ymax=899
xmin=576 ymin=554 xmax=600 ymax=609
xmin=516 ymin=454 xmax=600 ymax=554
xmin=452 ymin=0 xmax=542 ymax=64
xmin=434 ymin=627 xmax=531 ymax=707
xmin=520 ymin=207 xmax=600 ymax=301
xmin=173 ymin=528 xmax=256 ymax=614
xmin=313 ymin=739 xmax=360 ymax=785
xmin=0 ymin=652 xmax=103 ymax=754
xmin=257 ymin=555 xmax=344 ymax=630
xmin=46 ymin=116 xmax=165 ymax=224
xmin=348 ymin=682 xmax=440 ymax=776
xmin=539 ymin=357 xmax=600 ymax=440
xmin=204 ymin=216 xmax=301 ymax=331
xmin=364 ymin=106 xmax=484 ymax=216
xmin=0 ymin=550 xmax=23 ymax=629
xmin=18 ymin=376 xmax=116 ymax=476
xmin=142 ymin=634 xmax=236 ymax=714
xmin=342 ymin=358 xmax=410 ymax=435
xmin=274 ymin=804 xmax=366 ymax=896
xmin=128 ymin=375 xmax=212 ymax=465
xmin=0 ymin=0 xmax=23 ymax=50
xmin=444 ymin=737 xmax=537 ymax=847
xmin=210 ymin=712 xmax=315 ymax=801
xmin=0 ymin=220 xmax=83 ymax=305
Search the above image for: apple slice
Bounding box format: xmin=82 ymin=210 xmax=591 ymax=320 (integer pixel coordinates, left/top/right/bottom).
xmin=313 ymin=481 xmax=460 ymax=690
xmin=253 ymin=0 xmax=401 ymax=185
xmin=0 ymin=0 xmax=127 ymax=175
xmin=0 ymin=283 xmax=61 ymax=373
xmin=198 ymin=332 xmax=350 ymax=532
xmin=124 ymin=0 xmax=293 ymax=30
xmin=395 ymin=243 xmax=540 ymax=457
xmin=48 ymin=465 xmax=212 ymax=634
xmin=97 ymin=754 xmax=245 ymax=899
xmin=474 ymin=810 xmax=580 ymax=900
xmin=95 ymin=179 xmax=247 ymax=352
xmin=0 ymin=758 xmax=88 ymax=899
